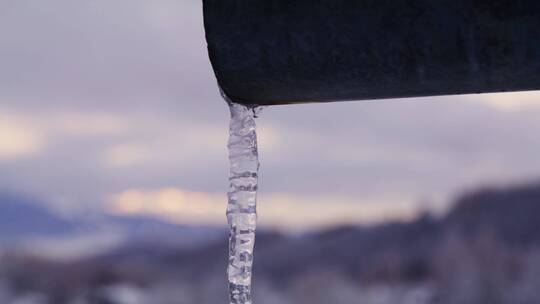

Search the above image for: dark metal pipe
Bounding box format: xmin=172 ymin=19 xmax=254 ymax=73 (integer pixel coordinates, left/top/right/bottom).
xmin=203 ymin=0 xmax=540 ymax=106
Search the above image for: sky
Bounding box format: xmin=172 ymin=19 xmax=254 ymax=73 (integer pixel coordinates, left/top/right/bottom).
xmin=1 ymin=0 xmax=540 ymax=230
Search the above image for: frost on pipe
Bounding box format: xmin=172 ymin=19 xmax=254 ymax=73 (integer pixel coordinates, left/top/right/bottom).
xmin=225 ymin=93 xmax=262 ymax=304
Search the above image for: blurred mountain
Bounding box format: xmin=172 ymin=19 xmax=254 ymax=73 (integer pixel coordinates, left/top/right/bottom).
xmin=59 ymin=181 xmax=540 ymax=286
xmin=2 ymin=182 xmax=540 ymax=303
xmin=0 ymin=193 xmax=77 ymax=241
xmin=0 ymin=193 xmax=225 ymax=249
xmin=445 ymin=183 xmax=540 ymax=246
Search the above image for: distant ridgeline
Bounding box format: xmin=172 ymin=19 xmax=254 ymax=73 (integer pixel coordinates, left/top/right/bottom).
xmin=247 ymin=182 xmax=540 ymax=284
xmin=2 ymin=182 xmax=540 ymax=289
xmin=445 ymin=183 xmax=540 ymax=246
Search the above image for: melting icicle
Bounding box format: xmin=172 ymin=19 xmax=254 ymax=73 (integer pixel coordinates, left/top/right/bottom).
xmin=226 ymin=99 xmax=261 ymax=304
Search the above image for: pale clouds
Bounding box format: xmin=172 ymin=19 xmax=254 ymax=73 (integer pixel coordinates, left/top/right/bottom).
xmin=0 ymin=116 xmax=44 ymax=160
xmin=109 ymin=188 xmax=226 ymax=225
xmin=0 ymin=109 xmax=129 ymax=161
xmin=473 ymin=91 xmax=540 ymax=112
xmin=109 ymin=187 xmax=423 ymax=230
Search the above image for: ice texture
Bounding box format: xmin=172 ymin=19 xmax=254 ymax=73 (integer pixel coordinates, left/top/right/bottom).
xmin=226 ymin=101 xmax=260 ymax=304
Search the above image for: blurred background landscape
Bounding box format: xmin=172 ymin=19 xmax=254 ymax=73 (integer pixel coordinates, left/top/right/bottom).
xmin=2 ymin=1 xmax=540 ymax=303
xmin=2 ymin=184 xmax=540 ymax=304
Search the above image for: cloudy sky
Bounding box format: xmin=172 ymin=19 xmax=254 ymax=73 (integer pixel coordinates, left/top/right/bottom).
xmin=1 ymin=0 xmax=540 ymax=230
